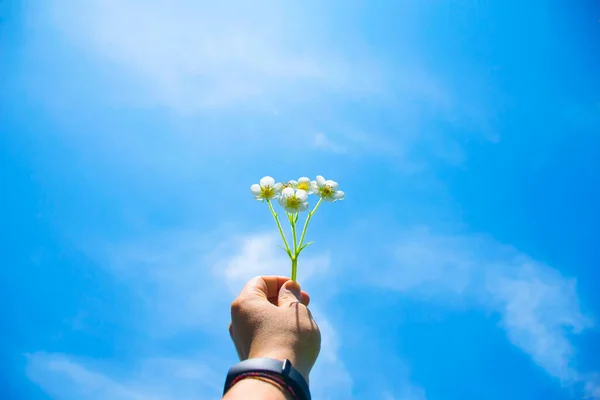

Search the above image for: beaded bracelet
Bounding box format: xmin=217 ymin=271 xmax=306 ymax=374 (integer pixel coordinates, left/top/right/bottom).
xmin=228 ymin=371 xmax=300 ymax=400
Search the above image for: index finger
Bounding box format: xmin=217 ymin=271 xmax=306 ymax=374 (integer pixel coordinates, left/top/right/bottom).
xmin=239 ymin=276 xmax=292 ymax=301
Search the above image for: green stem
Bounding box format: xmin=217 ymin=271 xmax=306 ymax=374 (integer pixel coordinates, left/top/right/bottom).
xmin=267 ymin=200 xmax=291 ymax=255
xmin=288 ymin=212 xmax=299 ymax=281
xmin=289 ymin=213 xmax=298 ymax=255
xmin=298 ymin=198 xmax=323 ymax=249
xmin=291 ymin=256 xmax=298 ymax=281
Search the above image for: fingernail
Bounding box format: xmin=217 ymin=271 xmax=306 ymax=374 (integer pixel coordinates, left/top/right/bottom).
xmin=283 ymin=282 xmax=302 ymax=301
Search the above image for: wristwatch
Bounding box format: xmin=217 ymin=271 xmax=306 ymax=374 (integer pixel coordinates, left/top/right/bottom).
xmin=223 ymin=358 xmax=311 ymax=400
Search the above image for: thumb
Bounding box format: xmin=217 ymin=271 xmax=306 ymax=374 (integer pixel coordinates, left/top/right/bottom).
xmin=278 ymin=280 xmax=302 ymax=307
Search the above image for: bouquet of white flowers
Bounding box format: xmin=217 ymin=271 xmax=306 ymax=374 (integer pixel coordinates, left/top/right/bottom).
xmin=250 ymin=176 xmax=345 ymax=281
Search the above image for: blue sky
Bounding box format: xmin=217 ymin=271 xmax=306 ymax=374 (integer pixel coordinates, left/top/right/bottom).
xmin=1 ymin=1 xmax=600 ymax=399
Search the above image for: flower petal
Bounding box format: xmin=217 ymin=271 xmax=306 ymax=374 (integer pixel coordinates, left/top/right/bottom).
xmin=250 ymin=184 xmax=262 ymax=196
xmin=298 ymin=202 xmax=309 ymax=212
xmin=281 ymin=187 xmax=295 ymax=198
xmin=316 ymin=175 xmax=326 ymax=187
xmin=333 ymin=190 xmax=345 ymax=200
xmin=298 ymin=177 xmax=310 ymax=183
xmin=323 ymin=196 xmax=337 ymax=202
xmin=283 ymin=205 xmax=296 ymax=213
xmin=260 ymin=176 xmax=275 ymax=187
xmin=296 ymin=189 xmax=308 ymax=202
xmin=273 ymin=182 xmax=283 ymax=192
xmin=278 ymin=196 xmax=286 ymax=207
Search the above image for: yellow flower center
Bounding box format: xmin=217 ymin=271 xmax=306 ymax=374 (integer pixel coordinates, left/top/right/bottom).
xmin=320 ymin=185 xmax=334 ymax=197
xmin=286 ymin=195 xmax=301 ymax=208
xmin=297 ymin=181 xmax=310 ymax=191
xmin=261 ymin=186 xmax=275 ymax=198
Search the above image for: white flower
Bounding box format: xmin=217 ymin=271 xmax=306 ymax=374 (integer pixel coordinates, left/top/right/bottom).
xmin=311 ymin=175 xmax=345 ymax=202
xmin=288 ymin=177 xmax=313 ymax=194
xmin=278 ymin=187 xmax=309 ymax=213
xmin=250 ymin=176 xmax=283 ymax=201
xmin=282 ymin=180 xmax=295 ymax=189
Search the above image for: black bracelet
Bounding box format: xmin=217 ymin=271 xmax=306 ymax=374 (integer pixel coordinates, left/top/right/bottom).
xmin=223 ymin=358 xmax=311 ymax=400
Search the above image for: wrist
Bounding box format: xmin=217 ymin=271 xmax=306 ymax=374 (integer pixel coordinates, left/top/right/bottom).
xmin=224 ymin=378 xmax=294 ymax=400
xmin=223 ymin=358 xmax=311 ymax=400
xmin=248 ymin=349 xmax=311 ymax=382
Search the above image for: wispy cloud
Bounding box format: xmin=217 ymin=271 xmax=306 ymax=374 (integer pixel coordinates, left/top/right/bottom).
xmin=586 ymin=376 xmax=600 ymax=400
xmin=34 ymin=0 xmax=380 ymax=111
xmin=26 ymin=352 xmax=223 ymax=400
xmin=215 ymin=232 xmax=331 ymax=293
xmin=372 ymin=227 xmax=597 ymax=396
xmin=382 ymin=387 xmax=426 ymax=400
xmin=487 ymin=265 xmax=588 ymax=383
xmin=30 ymin=230 xmax=356 ymax=399
xmin=313 ymin=133 xmax=348 ymax=154
xmin=84 ymin=230 xmax=330 ymax=332
xmin=22 ymin=0 xmax=501 ymax=166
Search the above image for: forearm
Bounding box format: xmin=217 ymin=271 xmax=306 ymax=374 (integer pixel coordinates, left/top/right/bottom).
xmin=223 ymin=378 xmax=294 ymax=400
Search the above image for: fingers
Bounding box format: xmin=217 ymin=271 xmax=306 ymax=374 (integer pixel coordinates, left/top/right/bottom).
xmin=240 ymin=276 xmax=292 ymax=301
xmin=267 ymin=290 xmax=309 ymax=306
xmin=238 ymin=276 xmax=311 ymax=307
xmin=278 ymin=280 xmax=303 ymax=307
xmin=301 ymin=291 xmax=310 ymax=306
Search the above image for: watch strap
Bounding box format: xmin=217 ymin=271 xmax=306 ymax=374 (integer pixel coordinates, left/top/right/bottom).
xmin=223 ymin=358 xmax=311 ymax=400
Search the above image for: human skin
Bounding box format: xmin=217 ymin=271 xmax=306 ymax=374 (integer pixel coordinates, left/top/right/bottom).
xmin=223 ymin=276 xmax=321 ymax=400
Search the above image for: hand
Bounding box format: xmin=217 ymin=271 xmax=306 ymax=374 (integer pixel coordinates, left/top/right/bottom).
xmin=229 ymin=276 xmax=321 ymax=381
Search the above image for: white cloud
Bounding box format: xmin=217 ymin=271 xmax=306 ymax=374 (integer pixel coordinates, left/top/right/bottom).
xmin=59 ymin=229 xmax=354 ymax=399
xmin=374 ymin=227 xmax=596 ymax=397
xmin=34 ymin=0 xmax=379 ymax=111
xmin=375 ymin=357 xmax=427 ymax=400
xmin=89 ymin=230 xmax=227 ymax=332
xmin=585 ymin=376 xmax=600 ymax=399
xmin=215 ymin=232 xmax=331 ymax=294
xmin=382 ymin=386 xmax=427 ymax=400
xmin=487 ymin=265 xmax=588 ymax=383
xmin=313 ymin=133 xmax=348 ymax=154
xmin=309 ymin=314 xmax=354 ymax=400
xmin=24 ymin=0 xmax=500 ymax=165
xmin=26 ymin=352 xmax=223 ymax=400
xmin=85 ymin=230 xmax=330 ymax=332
